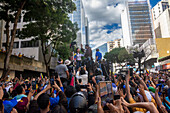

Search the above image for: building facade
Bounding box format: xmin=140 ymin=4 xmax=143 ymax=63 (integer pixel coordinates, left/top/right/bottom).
xmin=121 ymin=0 xmax=154 ymax=47
xmin=107 ymin=39 xmax=123 ymax=52
xmin=0 ymin=20 xmax=3 ymax=49
xmin=152 ymin=0 xmax=170 ymax=38
xmin=152 ymin=0 xmax=169 ymax=21
xmin=156 ymin=38 xmax=170 ymax=71
xmin=85 ymin=17 xmax=89 ymax=45
xmin=69 ymin=0 xmax=86 ymax=48
xmin=1 ymin=14 xmax=43 ymax=61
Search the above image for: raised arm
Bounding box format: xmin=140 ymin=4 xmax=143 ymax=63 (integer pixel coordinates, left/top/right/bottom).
xmin=34 ymin=83 xmax=51 ymax=100
xmin=136 ymin=74 xmax=149 ymax=91
xmin=121 ymin=97 xmax=159 ymax=113
xmin=126 ymin=71 xmax=132 ymax=100
xmin=52 ymin=81 xmax=68 ymax=108
xmin=155 ymin=87 xmax=168 ymax=113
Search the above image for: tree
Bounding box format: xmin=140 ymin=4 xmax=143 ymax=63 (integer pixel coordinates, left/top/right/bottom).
xmin=19 ymin=0 xmax=78 ymax=76
xmin=0 ymin=0 xmax=28 ymax=79
xmin=56 ymin=44 xmax=71 ymax=61
xmin=104 ymin=47 xmax=134 ymax=68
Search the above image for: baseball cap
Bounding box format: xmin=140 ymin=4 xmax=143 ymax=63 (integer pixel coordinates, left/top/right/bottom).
xmin=15 ymin=97 xmax=28 ymax=113
xmin=64 ymin=59 xmax=71 ymax=66
xmin=3 ymin=99 xmax=18 ymax=113
xmin=148 ymin=87 xmax=156 ymax=93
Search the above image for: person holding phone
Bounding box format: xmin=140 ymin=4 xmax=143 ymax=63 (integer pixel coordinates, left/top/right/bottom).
xmin=76 ymin=66 xmax=88 ymax=85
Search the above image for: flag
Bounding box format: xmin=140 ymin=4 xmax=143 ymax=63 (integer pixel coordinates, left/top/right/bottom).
xmin=146 ymin=69 xmax=150 ymax=76
xmin=40 ymin=73 xmax=43 ymax=80
xmin=74 ymin=53 xmax=77 ymax=61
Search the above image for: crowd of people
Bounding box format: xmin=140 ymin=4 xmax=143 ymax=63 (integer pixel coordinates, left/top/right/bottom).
xmin=0 ymin=62 xmax=169 ymax=113
xmin=0 ymin=44 xmax=169 ymax=113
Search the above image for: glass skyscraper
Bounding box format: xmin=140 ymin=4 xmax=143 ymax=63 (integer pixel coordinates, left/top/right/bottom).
xmin=121 ymin=0 xmax=154 ymax=47
xmin=69 ymin=0 xmax=86 ymax=47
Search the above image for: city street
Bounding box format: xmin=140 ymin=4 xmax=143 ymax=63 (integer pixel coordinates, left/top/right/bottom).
xmin=0 ymin=0 xmax=170 ymax=113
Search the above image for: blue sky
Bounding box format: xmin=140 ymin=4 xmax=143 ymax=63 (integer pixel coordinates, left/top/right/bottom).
xmin=150 ymin=0 xmax=161 ymax=7
xmin=83 ymin=0 xmax=162 ymax=50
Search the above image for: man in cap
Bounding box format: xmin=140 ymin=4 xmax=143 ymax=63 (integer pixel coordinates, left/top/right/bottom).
xmin=55 ymin=58 xmax=70 ymax=84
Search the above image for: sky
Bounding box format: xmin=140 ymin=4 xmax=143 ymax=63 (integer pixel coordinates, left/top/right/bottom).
xmin=82 ymin=0 xmax=161 ymax=50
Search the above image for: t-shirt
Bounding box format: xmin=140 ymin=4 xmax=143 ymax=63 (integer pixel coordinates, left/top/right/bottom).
xmin=96 ymin=51 xmax=102 ymax=61
xmin=55 ymin=64 xmax=68 ymax=79
xmin=76 ymin=53 xmax=84 ymax=61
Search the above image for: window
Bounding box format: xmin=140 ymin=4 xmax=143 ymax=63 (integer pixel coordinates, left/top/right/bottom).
xmin=21 ymin=40 xmax=39 ymax=48
xmin=2 ymin=42 xmax=19 ymax=48
xmin=4 ymin=30 xmax=6 ymax=34
xmin=2 ymin=43 xmax=6 ymax=47
xmin=13 ymin=42 xmax=19 ymax=49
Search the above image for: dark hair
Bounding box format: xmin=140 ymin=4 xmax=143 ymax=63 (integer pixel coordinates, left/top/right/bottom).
xmin=76 ymin=48 xmax=79 ymax=53
xmin=130 ymin=87 xmax=137 ymax=97
xmin=85 ymin=44 xmax=89 ymax=47
xmin=51 ymin=104 xmax=67 ymax=113
xmin=3 ymin=90 xmax=9 ymax=99
xmin=15 ymin=85 xmax=24 ymax=94
xmin=65 ymin=86 xmax=77 ymax=98
xmin=96 ymin=48 xmax=99 ymax=51
xmin=37 ymin=93 xmax=50 ymax=110
xmin=80 ymin=67 xmax=85 ymax=75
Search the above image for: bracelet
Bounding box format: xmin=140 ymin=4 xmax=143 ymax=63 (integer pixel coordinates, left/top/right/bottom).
xmin=88 ymin=91 xmax=94 ymax=94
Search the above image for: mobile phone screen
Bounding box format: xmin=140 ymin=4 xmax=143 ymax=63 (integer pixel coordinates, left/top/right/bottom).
xmin=50 ymin=79 xmax=54 ymax=85
xmin=99 ymin=81 xmax=113 ymax=108
xmin=80 ymin=85 xmax=89 ymax=89
xmin=32 ymin=81 xmax=36 ymax=90
xmin=114 ymin=95 xmax=120 ymax=100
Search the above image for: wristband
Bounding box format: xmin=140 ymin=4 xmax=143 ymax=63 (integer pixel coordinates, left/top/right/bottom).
xmin=140 ymin=78 xmax=142 ymax=80
xmin=88 ymin=91 xmax=94 ymax=94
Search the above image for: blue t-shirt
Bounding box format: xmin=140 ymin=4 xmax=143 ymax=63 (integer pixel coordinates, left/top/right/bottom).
xmin=50 ymin=96 xmax=60 ymax=109
xmin=96 ymin=51 xmax=102 ymax=60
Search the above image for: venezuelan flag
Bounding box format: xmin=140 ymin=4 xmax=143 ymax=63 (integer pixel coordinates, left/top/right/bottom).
xmin=74 ymin=53 xmax=77 ymax=61
xmin=146 ymin=69 xmax=150 ymax=76
xmin=40 ymin=73 xmax=43 ymax=79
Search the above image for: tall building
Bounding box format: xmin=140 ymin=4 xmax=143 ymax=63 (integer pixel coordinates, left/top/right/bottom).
xmin=0 ymin=20 xmax=3 ymax=49
xmin=153 ymin=8 xmax=170 ymax=38
xmin=107 ymin=39 xmax=123 ymax=52
xmin=85 ymin=17 xmax=89 ymax=45
xmin=152 ymin=0 xmax=169 ymax=21
xmin=121 ymin=0 xmax=154 ymax=47
xmin=69 ymin=0 xmax=86 ymax=48
xmin=152 ymin=0 xmax=170 ymax=38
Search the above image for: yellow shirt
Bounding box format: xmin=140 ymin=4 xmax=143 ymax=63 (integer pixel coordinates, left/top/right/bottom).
xmin=129 ymin=98 xmax=147 ymax=113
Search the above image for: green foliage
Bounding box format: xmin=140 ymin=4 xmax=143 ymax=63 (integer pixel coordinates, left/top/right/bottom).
xmin=104 ymin=47 xmax=134 ymax=64
xmin=18 ymin=0 xmax=79 ymax=64
xmin=56 ymin=44 xmax=71 ymax=61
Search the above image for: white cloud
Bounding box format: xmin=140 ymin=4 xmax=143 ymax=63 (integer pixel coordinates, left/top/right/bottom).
xmin=82 ymin=0 xmax=125 ymax=49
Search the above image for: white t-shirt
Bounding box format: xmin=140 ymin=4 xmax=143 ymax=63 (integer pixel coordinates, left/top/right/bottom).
xmin=76 ymin=53 xmax=84 ymax=61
